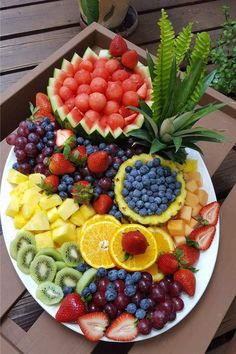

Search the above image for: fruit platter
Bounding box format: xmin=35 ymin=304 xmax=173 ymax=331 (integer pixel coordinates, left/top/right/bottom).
xmin=1 ymin=10 xmax=226 ymax=343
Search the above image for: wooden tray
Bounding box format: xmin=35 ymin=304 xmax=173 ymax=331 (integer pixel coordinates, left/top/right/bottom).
xmin=1 ymin=23 xmax=236 ymax=354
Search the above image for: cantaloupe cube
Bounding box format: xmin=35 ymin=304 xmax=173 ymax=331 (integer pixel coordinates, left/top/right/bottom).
xmin=14 ymin=213 xmax=27 ymax=229
xmin=47 ymin=207 xmax=59 ymax=223
xmin=50 ymin=218 xmax=66 ymax=229
xmin=186 ymin=171 xmax=203 ymax=187
xmin=188 ymin=217 xmax=199 ymax=228
xmin=186 ymin=179 xmax=198 ymax=193
xmin=185 ymin=191 xmax=199 ymax=207
xmin=28 ymin=173 xmax=45 ymax=187
xmin=52 ymin=224 xmax=76 ymax=245
xmin=35 ymin=231 xmax=54 ymax=250
xmin=197 ymin=189 xmax=208 ymax=206
xmin=179 ymin=205 xmax=192 ymax=222
xmin=7 ymin=169 xmax=28 ymax=184
xmin=58 ymin=199 xmax=79 ymax=220
xmin=192 ymin=204 xmax=202 ymax=217
xmin=174 ymin=236 xmax=186 ymax=246
xmin=24 ymin=211 xmax=49 ymax=231
xmin=6 ymin=197 xmax=21 ymax=217
xmin=185 ymin=224 xmax=193 ymax=236
xmin=167 ymin=219 xmax=185 ymax=236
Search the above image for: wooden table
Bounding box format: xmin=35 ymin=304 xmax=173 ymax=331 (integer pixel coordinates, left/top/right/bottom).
xmin=1 ymin=1 xmax=236 ymax=353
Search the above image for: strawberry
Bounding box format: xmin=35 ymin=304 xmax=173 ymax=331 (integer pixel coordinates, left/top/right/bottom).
xmin=71 ymin=145 xmax=86 ymax=159
xmin=189 ymin=225 xmax=216 ymax=251
xmin=106 ymin=313 xmax=138 ymax=341
xmin=56 ymin=129 xmax=76 ymax=148
xmin=72 ymin=181 xmax=93 ymax=204
xmin=87 ymin=151 xmax=109 ymax=174
xmin=122 ymin=231 xmax=149 ymax=255
xmin=109 ymin=35 xmax=128 ymax=57
xmin=121 ymin=50 xmax=138 ymax=69
xmin=40 ymin=175 xmax=59 ymax=194
xmin=92 ymin=194 xmax=113 ymax=214
xmin=36 ymin=92 xmax=52 ymax=112
xmin=49 ymin=153 xmax=75 ymax=175
xmin=199 ymin=201 xmax=220 ymax=226
xmin=157 ymin=253 xmax=179 ymax=274
xmin=137 ymin=83 xmax=148 ymax=99
xmin=34 ymin=108 xmax=55 ymax=122
xmin=55 ymin=293 xmax=86 ymax=323
xmin=176 ymin=244 xmax=200 ymax=267
xmin=174 ymin=269 xmax=196 ymax=296
xmin=78 ymin=312 xmax=109 ymax=342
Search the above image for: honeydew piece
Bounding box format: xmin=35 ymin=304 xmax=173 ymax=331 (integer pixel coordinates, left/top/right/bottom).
xmin=50 ymin=218 xmax=66 ymax=229
xmin=14 ymin=213 xmax=27 ymax=229
xmin=39 ymin=194 xmax=62 ymax=210
xmin=197 ymin=189 xmax=208 ymax=206
xmin=174 ymin=236 xmax=186 ymax=247
xmin=6 ymin=197 xmax=21 ymax=217
xmin=47 ymin=207 xmax=59 ymax=223
xmin=35 ymin=231 xmax=54 ymax=250
xmin=179 ymin=205 xmax=192 ymax=222
xmin=188 ymin=217 xmax=199 ymax=229
xmin=52 ymin=224 xmax=76 ymax=245
xmin=28 ymin=173 xmax=45 ymax=187
xmin=185 ymin=224 xmax=193 ymax=236
xmin=167 ymin=219 xmax=185 ymax=236
xmin=185 ymin=191 xmax=199 ymax=207
xmin=58 ymin=199 xmax=79 ymax=220
xmin=7 ymin=169 xmax=28 ymax=184
xmin=192 ymin=204 xmax=202 ymax=217
xmin=186 ymin=179 xmax=199 ymax=193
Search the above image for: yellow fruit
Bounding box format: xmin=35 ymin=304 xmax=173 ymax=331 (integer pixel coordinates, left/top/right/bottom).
xmin=148 ymin=227 xmax=175 ymax=253
xmin=52 ymin=224 xmax=76 ymax=245
xmin=14 ymin=213 xmax=27 ymax=229
xmin=57 ymin=198 xmax=79 ymax=220
xmin=24 ymin=211 xmax=49 ymax=231
xmin=80 ymin=204 xmax=96 ymax=220
xmin=145 ymin=263 xmax=164 ymax=282
xmin=180 ymin=159 xmax=198 ymax=173
xmin=184 ymin=171 xmax=203 ymax=187
xmin=197 ymin=189 xmax=208 ymax=206
xmin=188 ymin=217 xmax=199 ymax=228
xmin=185 ymin=191 xmax=199 ymax=207
xmin=35 ymin=231 xmax=54 ymax=250
xmin=6 ymin=197 xmax=21 ymax=217
xmin=179 ymin=205 xmax=192 ymax=222
xmin=109 ymin=224 xmax=158 ymax=271
xmin=186 ymin=180 xmax=198 ymax=193
xmin=11 ymin=181 xmax=29 ymax=197
xmin=47 ymin=207 xmax=59 ymax=223
xmin=80 ymin=221 xmax=121 ymax=268
xmin=28 ymin=173 xmax=45 ymax=187
xmin=70 ymin=205 xmax=95 ymax=226
xmin=39 ymin=194 xmax=62 ymax=210
xmin=7 ymin=169 xmax=28 ymax=184
xmin=167 ymin=219 xmax=185 ymax=236
xmin=76 ymin=227 xmax=81 ymax=245
xmin=22 ymin=188 xmax=41 ymax=204
xmin=80 ymin=214 xmax=121 ymax=234
xmin=185 ymin=224 xmax=193 ymax=236
xmin=174 ymin=236 xmax=186 ymax=246
xmin=21 ymin=202 xmax=37 ymax=220
xmin=50 ymin=218 xmax=66 ymax=229
xmin=192 ymin=204 xmax=202 ymax=217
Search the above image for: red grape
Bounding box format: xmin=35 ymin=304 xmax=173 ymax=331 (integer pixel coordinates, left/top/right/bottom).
xmin=137 ymin=319 xmax=152 ymax=335
xmin=19 ymin=163 xmax=31 ymax=175
xmin=93 ymin=292 xmax=107 ymax=307
xmin=159 ymin=279 xmax=170 ymax=293
xmin=104 ymin=303 xmax=117 ymax=319
xmin=36 ymin=154 xmax=44 ymax=163
xmin=97 ymin=278 xmax=110 ymax=293
xmin=169 ymin=311 xmax=176 ymax=322
xmin=34 ymin=163 xmax=46 ymax=174
xmin=6 ymin=133 xmax=17 ymax=145
xmin=28 ymin=133 xmax=40 ymax=144
xmin=138 ymin=279 xmax=151 ymax=293
xmin=141 ymin=272 xmax=153 ymax=283
xmin=152 ymin=309 xmax=169 ymax=329
xmin=172 ymin=297 xmax=184 ymax=312
xmin=168 ymin=281 xmax=182 ymax=298
xmin=15 ymin=150 xmax=27 ymax=162
xmin=36 ymin=126 xmax=45 ymax=136
xmin=88 ymin=302 xmax=100 ymax=312
xmin=98 ymin=177 xmax=112 ymax=191
xmin=114 ymin=293 xmax=129 ymax=310
xmin=113 ymin=279 xmax=125 ymax=293
xmin=25 ymin=143 xmax=37 ymax=157
xmin=131 ymin=292 xmax=144 ymax=306
xmin=149 ymin=285 xmax=165 ymax=303
xmin=159 ymin=300 xmax=174 ymax=315
xmin=19 ymin=121 xmax=28 ymax=129
xmin=15 ymin=137 xmax=27 ymax=149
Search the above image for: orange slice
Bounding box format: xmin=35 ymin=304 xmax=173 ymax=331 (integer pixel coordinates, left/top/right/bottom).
xmin=148 ymin=227 xmax=175 ymax=253
xmin=80 ymin=214 xmax=120 ymax=234
xmin=145 ymin=263 xmax=164 ymax=282
xmin=109 ymin=224 xmax=158 ymax=271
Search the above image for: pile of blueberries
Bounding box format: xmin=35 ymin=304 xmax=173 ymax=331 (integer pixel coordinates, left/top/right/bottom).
xmin=122 ymin=158 xmax=182 ymax=217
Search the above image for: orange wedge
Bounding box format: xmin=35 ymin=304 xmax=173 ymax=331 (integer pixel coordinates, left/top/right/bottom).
xmin=148 ymin=227 xmax=175 ymax=253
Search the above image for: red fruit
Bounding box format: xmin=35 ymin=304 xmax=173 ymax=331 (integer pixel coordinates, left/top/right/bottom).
xmin=90 ymin=77 xmax=107 ymax=93
xmin=78 ymin=312 xmax=109 ymax=342
xmin=84 ymin=110 xmax=100 ymax=129
xmin=107 ymin=113 xmax=124 ymax=130
xmin=122 ymin=78 xmax=138 ymax=92
xmin=36 ymin=92 xmax=52 ymax=112
xmin=122 ymin=231 xmax=149 ymax=255
xmin=106 ymin=82 xmax=123 ymax=102
xmin=93 ymin=194 xmax=113 ymax=214
xmin=119 ymin=105 xmax=133 ymax=117
xmin=122 ymin=91 xmax=139 ymax=107
xmin=71 ymin=145 xmax=87 ymax=159
xmin=129 ymin=73 xmax=144 ymax=89
xmin=41 ymin=175 xmax=59 ymax=194
xmin=34 ymin=108 xmax=55 ymax=122
xmin=89 ymin=92 xmax=106 ymax=112
xmin=157 ymin=253 xmax=179 ymax=274
xmin=94 ymin=57 xmax=108 ymax=69
xmin=55 ymin=293 xmax=86 ymax=323
xmin=75 ymin=93 xmax=89 ymax=113
xmin=64 ymin=96 xmax=75 ymax=111
xmin=79 ymin=60 xmax=93 ymax=72
xmin=99 ymin=115 xmax=108 ymax=130
xmin=87 ymin=151 xmax=109 ymax=174
xmin=121 ymin=50 xmax=138 ymax=69
xmin=109 ymin=35 xmax=128 ymax=57
xmin=59 ymin=86 xmax=73 ymax=101
xmin=189 ymin=225 xmax=216 ymax=251
xmin=176 ymin=244 xmax=200 ymax=267
xmin=49 ymin=153 xmax=75 ymax=175
xmin=111 ymin=69 xmax=129 ymax=82
xmin=137 ymin=83 xmax=148 ymax=99
xmin=103 ymin=100 xmax=120 ymax=115
xmin=106 ymin=313 xmax=138 ymax=341
xmin=199 ymin=201 xmax=220 ymax=226
xmin=63 ymin=77 xmax=78 ymax=92
xmin=124 ymin=113 xmax=137 ymax=126
xmin=77 ymin=84 xmax=91 ymax=95
xmin=91 ymin=67 xmax=109 ymax=81
xmin=174 ymin=269 xmax=196 ymax=296
xmin=74 ymin=69 xmax=91 ymax=85
xmin=56 ymin=129 xmax=75 ymax=148
xmin=105 ymin=59 xmax=120 ymax=73
xmin=72 ymin=180 xmax=93 ymax=205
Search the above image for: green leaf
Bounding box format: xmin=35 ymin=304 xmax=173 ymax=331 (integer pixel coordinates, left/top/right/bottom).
xmin=175 ymin=23 xmax=193 ymax=67
xmin=150 ymin=138 xmax=167 ymax=154
xmin=127 ymin=129 xmax=152 ymax=143
xmin=140 ymin=100 xmax=153 ymax=117
xmin=146 ymin=51 xmax=155 ymax=81
xmin=173 ymin=136 xmax=182 ymax=152
xmin=174 ymin=127 xmax=228 ymax=141
xmin=181 ymin=141 xmax=204 ymax=155
xmin=161 ymin=55 xmax=177 ymax=120
xmin=81 ymin=0 xmax=99 ymax=24
xmin=127 ymin=106 xmax=158 ymax=138
xmin=200 ymin=70 xmax=217 ymax=97
xmin=63 ymin=145 xmax=71 ymax=160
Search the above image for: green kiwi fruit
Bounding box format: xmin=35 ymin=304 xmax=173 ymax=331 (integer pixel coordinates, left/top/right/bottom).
xmin=55 ymin=261 xmax=67 ymax=271
xmin=30 ymin=255 xmax=57 ymax=284
xmin=36 ymin=281 xmax=63 ymax=305
xmin=36 ymin=248 xmax=63 ymax=261
xmin=76 ymin=268 xmax=97 ymax=295
xmin=60 ymin=242 xmax=80 ymax=267
xmin=16 ymin=245 xmax=37 ymax=274
xmin=10 ymin=231 xmax=35 ymax=260
xmin=55 ymin=267 xmax=82 ymax=289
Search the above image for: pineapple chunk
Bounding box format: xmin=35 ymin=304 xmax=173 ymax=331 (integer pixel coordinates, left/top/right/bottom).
xmin=52 ymin=224 xmax=76 ymax=245
xmin=35 ymin=231 xmax=54 ymax=250
xmin=167 ymin=219 xmax=185 ymax=236
xmin=80 ymin=205 xmax=96 ymax=219
xmin=174 ymin=236 xmax=186 ymax=246
xmin=181 ymin=159 xmax=198 ymax=173
xmin=70 ymin=204 xmax=95 ymax=226
xmin=14 ymin=213 xmax=27 ymax=229
xmin=22 ymin=188 xmax=41 ymax=204
xmin=185 ymin=224 xmax=193 ymax=236
xmin=188 ymin=217 xmax=199 ymax=228
xmin=58 ymin=198 xmax=79 ymax=220
xmin=50 ymin=218 xmax=66 ymax=229
xmin=7 ymin=169 xmax=28 ymax=184
xmin=76 ymin=227 xmax=81 ymax=245
xmin=21 ymin=202 xmax=37 ymax=220
xmin=186 ymin=180 xmax=198 ymax=193
xmin=28 ymin=173 xmax=45 ymax=187
xmin=47 ymin=207 xmax=59 ymax=223
xmin=39 ymin=194 xmax=62 ymax=210
xmin=24 ymin=211 xmax=49 ymax=231
xmin=11 ymin=181 xmax=29 ymax=197
xmin=192 ymin=204 xmax=202 ymax=217
xmin=6 ymin=197 xmax=21 ymax=217
xmin=185 ymin=191 xmax=199 ymax=207
xmin=197 ymin=189 xmax=208 ymax=206
xmin=179 ymin=205 xmax=192 ymax=222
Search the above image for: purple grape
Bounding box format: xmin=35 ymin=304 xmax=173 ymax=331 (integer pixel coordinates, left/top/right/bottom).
xmin=36 ymin=154 xmax=44 ymax=163
xmin=36 ymin=126 xmax=45 ymax=136
xmin=18 ymin=163 xmax=31 ymax=175
xmin=25 ymin=143 xmax=37 ymax=157
xmin=150 ymin=285 xmax=165 ymax=303
xmin=148 ymin=298 xmax=156 ymax=310
xmin=138 ymin=279 xmax=151 ymax=293
xmin=169 ymin=281 xmax=182 ymax=298
xmin=19 ymin=121 xmax=28 ymax=129
xmin=47 ymin=140 xmax=55 ymax=147
xmin=44 ymin=168 xmax=50 ymax=176
xmin=34 ymin=163 xmax=46 ymax=174
xmin=42 ymin=147 xmax=54 ymax=157
xmin=14 ymin=146 xmax=18 ymax=153
xmin=28 ymin=133 xmax=40 ymax=143
xmin=134 ymin=146 xmax=145 ymax=155
xmin=114 ymin=293 xmax=129 ymax=310
xmin=138 ymin=319 xmax=152 ymax=335
xmin=97 ymin=278 xmax=110 ymax=293
xmin=164 ymin=293 xmax=172 ymax=302
xmin=15 ymin=150 xmax=27 ymax=162
xmin=6 ymin=133 xmax=17 ymax=145
xmin=104 ymin=303 xmax=117 ymax=319
xmin=112 ymin=157 xmax=122 ymax=165
xmin=169 ymin=311 xmax=176 ymax=322
xmin=126 ymin=149 xmax=133 ymax=158
xmin=15 ymin=136 xmax=27 ymax=149
xmin=93 ymin=292 xmax=107 ymax=307
xmin=141 ymin=272 xmax=153 ymax=283
xmin=172 ymin=297 xmax=184 ymax=312
xmin=80 ymin=166 xmax=91 ymax=177
xmin=98 ymin=177 xmax=112 ymax=191
xmin=127 ymin=137 xmax=134 ymax=146
xmin=113 ymin=279 xmax=125 ymax=293
xmin=159 ymin=300 xmax=174 ymax=315
xmin=131 ymin=292 xmax=144 ymax=306
xmin=152 ymin=309 xmax=169 ymax=329
xmin=108 ymin=143 xmax=118 ymax=155
xmin=159 ymin=279 xmax=170 ymax=293
xmin=88 ymin=302 xmax=100 ymax=312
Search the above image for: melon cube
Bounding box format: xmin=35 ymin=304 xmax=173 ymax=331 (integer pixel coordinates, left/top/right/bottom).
xmin=174 ymin=236 xmax=186 ymax=247
xmin=188 ymin=217 xmax=199 ymax=229
xmin=50 ymin=218 xmax=66 ymax=229
xmin=167 ymin=219 xmax=185 ymax=236
xmin=185 ymin=171 xmax=203 ymax=187
xmin=35 ymin=231 xmax=54 ymax=250
xmin=7 ymin=169 xmax=28 ymax=184
xmin=14 ymin=213 xmax=27 ymax=229
xmin=39 ymin=194 xmax=62 ymax=210
xmin=186 ymin=179 xmax=198 ymax=193
xmin=52 ymin=224 xmax=76 ymax=245
xmin=179 ymin=205 xmax=192 ymax=222
xmin=192 ymin=204 xmax=202 ymax=217
xmin=185 ymin=191 xmax=199 ymax=207
xmin=197 ymin=189 xmax=208 ymax=206
xmin=70 ymin=204 xmax=95 ymax=226
xmin=185 ymin=224 xmax=193 ymax=236
xmin=28 ymin=173 xmax=45 ymax=187
xmin=23 ymin=211 xmax=49 ymax=231
xmin=58 ymin=199 xmax=79 ymax=220
xmin=6 ymin=197 xmax=21 ymax=217
xmin=47 ymin=207 xmax=59 ymax=223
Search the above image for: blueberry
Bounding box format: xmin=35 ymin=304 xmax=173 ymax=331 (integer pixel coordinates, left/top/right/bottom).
xmin=126 ymin=175 xmax=135 ymax=183
xmin=130 ymin=169 xmax=138 ymax=177
xmin=153 ymin=158 xmax=160 ymax=167
xmin=106 ymin=282 xmax=115 ymax=290
xmin=108 ymin=269 xmax=118 ymax=281
xmin=147 ymin=190 xmax=153 ymax=196
xmin=128 ymin=200 xmax=136 ymax=209
xmin=146 ymin=161 xmax=153 ymax=168
xmin=166 ymin=176 xmax=174 ymax=184
xmin=85 ymin=175 xmax=94 ymax=183
xmin=162 ymin=197 xmax=168 ymax=204
xmin=81 ymin=287 xmax=90 ymax=298
xmin=140 ymin=298 xmax=151 ymax=310
xmin=108 ymin=191 xmax=115 ymax=198
xmin=97 ymin=267 xmax=107 ymax=278
xmin=139 ymin=208 xmax=147 ymax=216
xmin=156 ymin=208 xmax=162 ymax=215
xmin=160 ymin=203 xmax=168 ymax=211
xmin=27 ymin=122 xmax=36 ymax=131
xmin=46 ymin=131 xmax=54 ymax=139
xmin=43 ymin=137 xmax=48 ymax=143
xmin=159 ymin=185 xmax=166 ymax=191
xmin=126 ymin=303 xmax=137 ymax=314
xmin=58 ymin=183 xmax=67 ymax=192
xmin=175 ymin=181 xmax=182 ymax=189
xmin=133 ymin=190 xmax=141 ymax=198
xmin=142 ymin=195 xmax=149 ymax=202
xmin=135 ymin=175 xmax=142 ymax=182
xmin=134 ymin=160 xmax=143 ymax=169
xmin=150 ymin=203 xmax=158 ymax=212
xmin=117 ymin=269 xmax=127 ymax=279
xmin=121 ymin=156 xmax=127 ymax=162
xmin=86 ymin=145 xmax=94 ymax=155
xmin=117 ymin=149 xmax=125 ymax=157
xmin=12 ymin=162 xmax=19 ymax=170
xmin=124 ymin=285 xmax=137 ymax=297
xmin=125 ymin=274 xmax=134 ymax=286
xmin=89 ymin=282 xmax=97 ymax=294
xmin=141 ymin=188 xmax=147 ymax=195
xmin=125 ymin=196 xmax=131 ymax=203
xmin=169 ymin=183 xmax=176 ymax=190
xmin=144 ymin=202 xmax=151 ymax=209
xmin=154 ymin=197 xmax=162 ymax=204
xmin=76 ymin=262 xmax=87 ymax=272
xmin=99 ymin=142 xmax=107 ymax=150
xmin=143 ymin=179 xmax=150 ymax=187
xmin=83 ymin=139 xmax=90 ymax=146
xmin=151 ymin=185 xmax=159 ymax=192
xmin=45 ymin=124 xmax=54 ymax=132
xmin=125 ymin=166 xmax=132 ymax=173
xmin=131 ymin=272 xmax=141 ymax=283
xmin=105 ymin=289 xmax=117 ymax=301
xmin=140 ymin=166 xmax=149 ymax=175
xmin=135 ymin=308 xmax=146 ymax=319
xmin=158 ymin=190 xmax=165 ymax=198
xmin=156 ymin=167 xmax=164 ymax=176
xmin=59 ymin=191 xmax=68 ymax=199
xmin=124 ymin=181 xmax=132 ymax=190
xmin=136 ymin=200 xmax=144 ymax=208
xmin=77 ymin=137 xmax=84 ymax=144
xmin=113 ymin=163 xmax=120 ymax=170
xmin=41 ymin=121 xmax=48 ymax=129
xmin=105 ymin=168 xmax=116 ymax=178
xmin=170 ymin=195 xmax=176 ymax=202
xmin=148 ymin=171 xmax=156 ymax=179
xmin=63 ymin=286 xmax=73 ymax=295
xmin=67 ymin=184 xmax=73 ymax=193
xmin=36 ymin=142 xmax=44 ymax=151
xmin=175 ymin=189 xmax=181 ymax=196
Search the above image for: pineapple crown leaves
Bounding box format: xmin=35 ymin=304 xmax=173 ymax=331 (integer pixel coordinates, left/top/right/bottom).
xmin=71 ymin=183 xmax=93 ymax=205
xmin=63 ymin=145 xmax=87 ymax=166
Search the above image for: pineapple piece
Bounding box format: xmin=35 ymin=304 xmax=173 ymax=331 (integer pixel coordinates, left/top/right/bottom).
xmin=192 ymin=204 xmax=202 ymax=217
xmin=197 ymin=189 xmax=208 ymax=206
xmin=39 ymin=194 xmax=62 ymax=210
xmin=6 ymin=197 xmax=21 ymax=217
xmin=80 ymin=204 xmax=96 ymax=219
xmin=167 ymin=219 xmax=185 ymax=236
xmin=185 ymin=224 xmax=193 ymax=236
xmin=58 ymin=198 xmax=79 ymax=220
xmin=70 ymin=204 xmax=95 ymax=226
xmin=21 ymin=202 xmax=37 ymax=220
xmin=179 ymin=205 xmax=192 ymax=222
xmin=35 ymin=231 xmax=54 ymax=250
xmin=14 ymin=213 xmax=27 ymax=229
xmin=181 ymin=159 xmax=198 ymax=173
xmin=47 ymin=207 xmax=59 ymax=223
xmin=24 ymin=211 xmax=49 ymax=231
xmin=10 ymin=181 xmax=29 ymax=197
xmin=7 ymin=169 xmax=28 ymax=184
xmin=188 ymin=217 xmax=199 ymax=228
xmin=174 ymin=236 xmax=186 ymax=246
xmin=186 ymin=180 xmax=198 ymax=193
xmin=52 ymin=224 xmax=76 ymax=245
xmin=50 ymin=218 xmax=66 ymax=229
xmin=76 ymin=227 xmax=81 ymax=245
xmin=22 ymin=188 xmax=41 ymax=204
xmin=185 ymin=191 xmax=199 ymax=207
xmin=28 ymin=173 xmax=45 ymax=187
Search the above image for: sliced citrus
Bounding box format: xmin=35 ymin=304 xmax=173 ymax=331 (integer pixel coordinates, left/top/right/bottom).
xmin=148 ymin=227 xmax=175 ymax=253
xmin=80 ymin=214 xmax=120 ymax=234
xmin=109 ymin=224 xmax=158 ymax=271
xmin=80 ymin=221 xmax=120 ymax=268
xmin=145 ymin=263 xmax=164 ymax=282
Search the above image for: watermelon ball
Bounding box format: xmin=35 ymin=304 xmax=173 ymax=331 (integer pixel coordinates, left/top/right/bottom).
xmin=75 ymin=93 xmax=89 ymax=112
xmin=91 ymin=67 xmax=110 ymax=81
xmin=99 ymin=115 xmax=108 ymax=129
xmin=64 ymin=96 xmax=75 ymax=111
xmin=77 ymin=84 xmax=91 ymax=95
xmin=90 ymin=77 xmax=108 ymax=93
xmin=84 ymin=110 xmax=101 ymax=128
xmin=122 ymin=91 xmax=139 ymax=107
xmin=59 ymin=86 xmax=73 ymax=101
xmin=79 ymin=60 xmax=94 ymax=72
xmin=108 ymin=113 xmax=125 ymax=130
xmin=74 ymin=69 xmax=91 ymax=85
xmin=105 ymin=59 xmax=120 ymax=74
xmin=129 ymin=73 xmax=144 ymax=89
xmin=89 ymin=92 xmax=106 ymax=112
xmin=112 ymin=69 xmax=129 ymax=82
xmin=94 ymin=57 xmax=108 ymax=69
xmin=104 ymin=101 xmax=120 ymax=115
xmin=63 ymin=77 xmax=78 ymax=92
xmin=122 ymin=79 xmax=138 ymax=92
xmin=106 ymin=82 xmax=123 ymax=102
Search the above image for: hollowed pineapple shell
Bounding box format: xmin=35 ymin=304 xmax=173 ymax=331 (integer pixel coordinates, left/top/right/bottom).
xmin=114 ymin=154 xmax=186 ymax=225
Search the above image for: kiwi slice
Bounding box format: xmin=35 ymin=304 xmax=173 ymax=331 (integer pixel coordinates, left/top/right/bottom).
xmin=76 ymin=268 xmax=97 ymax=295
xmin=10 ymin=231 xmax=35 ymax=260
xmin=60 ymin=242 xmax=80 ymax=267
xmin=36 ymin=281 xmax=63 ymax=305
xmin=55 ymin=267 xmax=82 ymax=289
xmin=36 ymin=248 xmax=63 ymax=261
xmin=16 ymin=245 xmax=37 ymax=274
xmin=30 ymin=255 xmax=57 ymax=284
xmin=56 ymin=261 xmax=67 ymax=271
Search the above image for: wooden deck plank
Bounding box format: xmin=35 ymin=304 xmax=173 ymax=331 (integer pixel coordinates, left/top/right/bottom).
xmin=0 ymin=335 xmax=21 ymax=354
xmin=132 ymin=0 xmax=215 ymax=12
xmin=0 ymin=0 xmax=54 ymax=8
xmin=0 ymin=71 xmax=33 ymax=93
